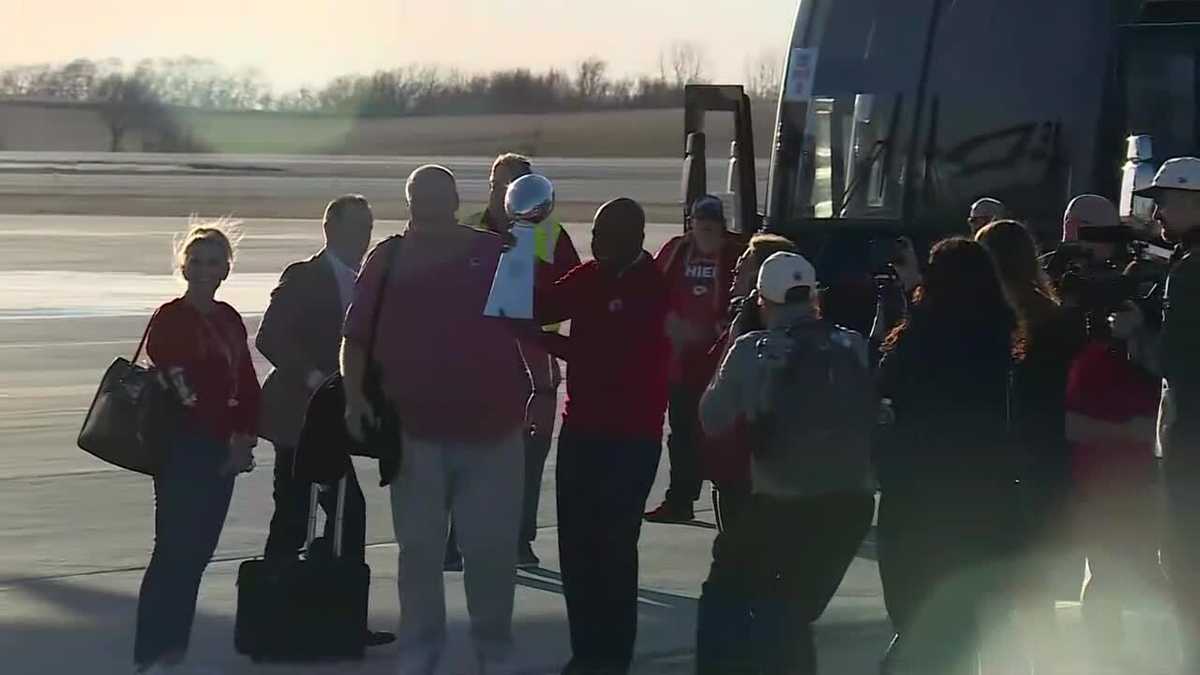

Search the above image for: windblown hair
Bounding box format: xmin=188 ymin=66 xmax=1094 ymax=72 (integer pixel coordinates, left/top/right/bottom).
xmin=173 ymin=216 xmax=241 ymax=273
xmin=975 ymin=219 xmax=1060 ymax=327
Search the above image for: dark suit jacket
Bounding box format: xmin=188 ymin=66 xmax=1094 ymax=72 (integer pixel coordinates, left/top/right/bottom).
xmin=257 ymin=254 xmax=346 ymax=448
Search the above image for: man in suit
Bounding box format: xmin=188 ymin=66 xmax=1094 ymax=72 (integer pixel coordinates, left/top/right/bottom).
xmin=257 ymin=194 xmax=393 ymax=646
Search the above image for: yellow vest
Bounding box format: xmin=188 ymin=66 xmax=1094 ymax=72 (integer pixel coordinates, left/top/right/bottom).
xmin=461 ymin=210 xmax=563 ymax=264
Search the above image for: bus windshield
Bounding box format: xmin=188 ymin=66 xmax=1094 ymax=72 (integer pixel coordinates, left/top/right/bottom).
xmin=772 ymin=0 xmax=1117 ymax=234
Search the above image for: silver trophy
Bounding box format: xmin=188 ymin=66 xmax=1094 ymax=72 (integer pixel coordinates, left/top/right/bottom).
xmin=483 ymin=174 xmax=555 ymax=319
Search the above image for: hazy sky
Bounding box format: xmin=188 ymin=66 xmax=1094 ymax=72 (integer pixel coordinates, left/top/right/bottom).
xmin=7 ymin=0 xmax=798 ymax=89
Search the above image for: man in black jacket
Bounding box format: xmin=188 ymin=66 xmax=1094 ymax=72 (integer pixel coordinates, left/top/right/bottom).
xmin=257 ymin=194 xmax=392 ymax=646
xmin=1138 ymin=158 xmax=1200 ymax=669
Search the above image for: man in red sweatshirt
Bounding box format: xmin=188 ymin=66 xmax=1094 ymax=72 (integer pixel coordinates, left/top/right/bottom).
xmin=535 ymin=197 xmax=670 ymax=674
xmin=645 ymin=195 xmax=744 ymax=523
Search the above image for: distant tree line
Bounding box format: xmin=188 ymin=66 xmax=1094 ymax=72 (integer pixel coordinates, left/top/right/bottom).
xmin=0 ymin=43 xmax=781 ymax=150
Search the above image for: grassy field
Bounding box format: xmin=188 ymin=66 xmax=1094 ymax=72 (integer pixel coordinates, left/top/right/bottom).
xmin=0 ymin=100 xmax=777 ymax=158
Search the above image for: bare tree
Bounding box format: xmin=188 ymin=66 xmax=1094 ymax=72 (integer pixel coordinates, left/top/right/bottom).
xmin=94 ymin=74 xmax=166 ymax=151
xmin=575 ymin=57 xmax=609 ymax=104
xmin=57 ymin=59 xmax=99 ymax=100
xmin=659 ymin=41 xmax=709 ymax=89
xmin=744 ymin=49 xmax=783 ymax=101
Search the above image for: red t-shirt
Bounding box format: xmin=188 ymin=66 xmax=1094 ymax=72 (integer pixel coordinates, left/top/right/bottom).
xmin=1066 ymin=341 xmax=1159 ymax=483
xmin=146 ymin=299 xmax=261 ymax=445
xmin=655 ymin=235 xmax=741 ymax=387
xmin=536 ymin=255 xmax=670 ymax=440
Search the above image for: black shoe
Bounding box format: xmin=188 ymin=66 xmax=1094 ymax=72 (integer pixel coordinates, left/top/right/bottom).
xmin=644 ymin=501 xmax=695 ymax=524
xmin=517 ymin=543 xmax=540 ymax=569
xmin=444 ymin=550 xmax=464 ymax=572
xmin=365 ymin=630 xmax=396 ymax=647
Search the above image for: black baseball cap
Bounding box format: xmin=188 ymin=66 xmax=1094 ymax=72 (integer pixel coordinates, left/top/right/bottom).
xmin=690 ymin=194 xmax=726 ymax=224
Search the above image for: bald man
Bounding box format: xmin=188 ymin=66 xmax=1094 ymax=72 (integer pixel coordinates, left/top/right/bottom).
xmin=1064 ymin=194 xmax=1121 ymax=246
xmin=1045 ymin=195 xmax=1125 ymax=288
xmin=968 ymin=198 xmax=1006 ymax=234
xmin=342 ymin=165 xmax=530 ymax=675
xmin=534 ymin=198 xmax=671 ymax=674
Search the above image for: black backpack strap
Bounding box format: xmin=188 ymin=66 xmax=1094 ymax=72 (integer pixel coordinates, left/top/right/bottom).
xmin=364 ymin=235 xmax=403 ymax=366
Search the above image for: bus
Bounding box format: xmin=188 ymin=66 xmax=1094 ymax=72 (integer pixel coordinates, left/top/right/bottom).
xmin=687 ymin=0 xmax=1200 ymax=246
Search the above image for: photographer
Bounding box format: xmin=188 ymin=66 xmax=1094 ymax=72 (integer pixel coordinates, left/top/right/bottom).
xmin=1136 ymin=157 xmax=1200 ymax=666
xmin=1049 ymin=195 xmax=1169 ymax=368
xmin=1045 ymin=195 xmax=1130 ymax=300
xmin=868 ymin=236 xmax=921 ymax=358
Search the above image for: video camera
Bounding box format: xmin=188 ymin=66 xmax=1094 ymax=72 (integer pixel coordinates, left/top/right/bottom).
xmin=1052 ymin=224 xmax=1171 ymax=317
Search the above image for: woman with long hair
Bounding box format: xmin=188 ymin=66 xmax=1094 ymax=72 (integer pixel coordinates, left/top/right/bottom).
xmin=135 ymin=221 xmax=260 ymax=673
xmin=976 ymin=220 xmax=1086 ymax=659
xmin=876 ymin=237 xmax=1023 ymax=675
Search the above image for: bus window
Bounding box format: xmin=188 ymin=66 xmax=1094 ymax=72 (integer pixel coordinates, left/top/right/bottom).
xmin=1123 ymin=28 xmax=1199 ymax=161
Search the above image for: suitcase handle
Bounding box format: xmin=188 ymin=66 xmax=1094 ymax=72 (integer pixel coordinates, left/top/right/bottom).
xmin=306 ymin=476 xmax=348 ymax=559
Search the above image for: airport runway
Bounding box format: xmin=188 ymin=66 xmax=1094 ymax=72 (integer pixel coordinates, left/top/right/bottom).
xmin=0 ymin=158 xmax=1184 ymax=674
xmin=0 ymin=212 xmax=682 ymax=580
xmin=0 ymin=152 xmax=768 ymax=222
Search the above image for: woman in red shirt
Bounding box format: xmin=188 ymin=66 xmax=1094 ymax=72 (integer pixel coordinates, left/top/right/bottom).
xmin=134 ymin=222 xmax=260 ymax=673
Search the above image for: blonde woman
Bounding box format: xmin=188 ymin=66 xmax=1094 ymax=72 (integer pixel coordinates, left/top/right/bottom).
xmin=134 ymin=221 xmax=260 ymax=673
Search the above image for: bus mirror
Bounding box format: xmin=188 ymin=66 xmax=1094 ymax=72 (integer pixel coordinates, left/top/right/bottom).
xmin=682 ymin=132 xmax=708 ymax=225
xmin=1128 ymin=134 xmax=1153 ymax=162
xmin=1120 ymin=135 xmax=1157 ymax=224
xmin=727 ymin=141 xmax=741 ymax=232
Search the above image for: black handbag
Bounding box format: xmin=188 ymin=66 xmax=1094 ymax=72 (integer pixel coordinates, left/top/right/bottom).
xmin=77 ymin=320 xmax=180 ymax=476
xmin=294 ymin=236 xmax=404 ymax=486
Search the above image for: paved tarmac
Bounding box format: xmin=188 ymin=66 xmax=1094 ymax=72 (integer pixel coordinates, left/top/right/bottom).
xmin=0 ymin=157 xmax=1186 ymax=673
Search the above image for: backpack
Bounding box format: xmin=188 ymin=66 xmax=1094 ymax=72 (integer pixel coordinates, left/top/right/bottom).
xmin=748 ymin=323 xmax=877 ymax=461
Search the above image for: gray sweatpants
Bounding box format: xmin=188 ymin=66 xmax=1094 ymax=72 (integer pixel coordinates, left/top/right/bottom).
xmin=390 ymin=430 xmax=525 ymax=674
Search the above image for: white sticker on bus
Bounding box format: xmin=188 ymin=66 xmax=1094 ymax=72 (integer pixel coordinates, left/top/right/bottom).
xmin=784 ymin=47 xmax=819 ymax=103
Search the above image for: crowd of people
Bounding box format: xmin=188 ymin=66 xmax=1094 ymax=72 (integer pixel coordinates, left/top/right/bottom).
xmin=126 ymin=151 xmax=1200 ymax=675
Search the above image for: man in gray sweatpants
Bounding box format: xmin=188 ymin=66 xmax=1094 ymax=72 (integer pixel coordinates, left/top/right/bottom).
xmin=343 ymin=165 xmax=529 ymax=675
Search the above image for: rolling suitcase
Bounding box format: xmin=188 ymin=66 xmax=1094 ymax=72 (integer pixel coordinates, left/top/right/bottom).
xmin=234 ymin=477 xmax=369 ymax=662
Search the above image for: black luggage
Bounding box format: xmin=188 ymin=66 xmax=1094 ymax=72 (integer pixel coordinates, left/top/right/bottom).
xmin=234 ymin=477 xmax=369 ymax=662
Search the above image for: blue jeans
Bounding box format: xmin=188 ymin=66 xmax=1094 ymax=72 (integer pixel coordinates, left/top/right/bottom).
xmin=134 ymin=433 xmax=235 ymax=667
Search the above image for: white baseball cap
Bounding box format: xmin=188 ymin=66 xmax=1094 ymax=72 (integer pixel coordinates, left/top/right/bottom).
xmin=1136 ymin=157 xmax=1200 ymax=198
xmin=757 ymin=251 xmax=818 ymax=304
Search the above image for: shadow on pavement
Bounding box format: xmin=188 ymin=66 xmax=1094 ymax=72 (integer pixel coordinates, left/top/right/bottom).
xmin=517 ymin=567 xmax=699 ymax=617
xmin=2 ymin=572 xmax=712 ymax=675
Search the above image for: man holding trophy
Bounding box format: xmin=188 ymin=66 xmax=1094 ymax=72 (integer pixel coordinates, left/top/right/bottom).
xmin=487 ymin=181 xmax=670 ymax=674
xmin=447 ymin=153 xmax=581 ymax=571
